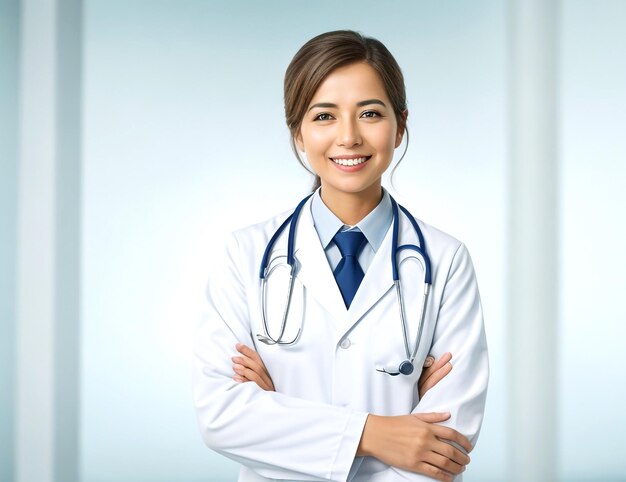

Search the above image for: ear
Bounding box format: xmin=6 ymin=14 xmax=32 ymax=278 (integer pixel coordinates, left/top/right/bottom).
xmin=295 ymin=130 xmax=305 ymax=152
xmin=395 ymin=109 xmax=408 ymax=148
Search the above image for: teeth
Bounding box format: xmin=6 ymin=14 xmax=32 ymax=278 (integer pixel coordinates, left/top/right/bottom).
xmin=331 ymin=157 xmax=368 ymax=166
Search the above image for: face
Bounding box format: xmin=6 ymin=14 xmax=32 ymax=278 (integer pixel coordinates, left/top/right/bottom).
xmin=295 ymin=61 xmax=405 ymax=201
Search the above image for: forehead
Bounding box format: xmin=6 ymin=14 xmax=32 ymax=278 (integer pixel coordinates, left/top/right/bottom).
xmin=310 ymin=62 xmax=389 ymax=104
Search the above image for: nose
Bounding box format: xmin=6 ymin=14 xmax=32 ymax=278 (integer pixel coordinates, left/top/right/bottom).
xmin=336 ymin=117 xmax=362 ymax=147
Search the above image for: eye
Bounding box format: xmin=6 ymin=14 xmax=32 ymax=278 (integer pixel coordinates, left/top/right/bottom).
xmin=313 ymin=112 xmax=333 ymax=121
xmin=361 ymin=110 xmax=381 ymax=119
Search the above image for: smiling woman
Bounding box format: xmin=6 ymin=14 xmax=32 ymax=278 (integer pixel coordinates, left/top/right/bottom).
xmin=296 ymin=62 xmax=402 ymax=224
xmin=192 ymin=30 xmax=488 ymax=482
xmin=284 ymin=31 xmax=409 ymax=195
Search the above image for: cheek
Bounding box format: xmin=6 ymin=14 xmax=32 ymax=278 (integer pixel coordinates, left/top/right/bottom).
xmin=300 ymin=128 xmax=331 ymax=153
xmin=370 ymin=125 xmax=397 ymax=151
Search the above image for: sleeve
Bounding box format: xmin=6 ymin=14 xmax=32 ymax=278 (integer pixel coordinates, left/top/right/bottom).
xmin=192 ymin=233 xmax=369 ymax=482
xmin=370 ymin=243 xmax=489 ymax=481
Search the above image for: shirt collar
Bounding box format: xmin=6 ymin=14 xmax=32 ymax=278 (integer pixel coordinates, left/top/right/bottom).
xmin=310 ymin=187 xmax=393 ymax=252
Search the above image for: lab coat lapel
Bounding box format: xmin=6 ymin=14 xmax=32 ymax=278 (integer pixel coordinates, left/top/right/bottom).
xmin=340 ymin=209 xmax=419 ymax=338
xmin=293 ymin=202 xmax=348 ymax=322
xmin=342 ymin=224 xmax=394 ymax=332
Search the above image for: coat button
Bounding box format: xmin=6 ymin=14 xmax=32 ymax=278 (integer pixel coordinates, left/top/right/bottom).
xmin=339 ymin=338 xmax=351 ymax=349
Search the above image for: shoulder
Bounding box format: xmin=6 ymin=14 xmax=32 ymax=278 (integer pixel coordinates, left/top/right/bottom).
xmin=400 ymin=208 xmax=463 ymax=255
xmin=220 ymin=205 xmax=302 ymax=274
xmin=399 ymin=208 xmax=475 ymax=282
xmin=417 ymin=218 xmax=462 ymax=251
xmin=229 ymin=207 xmax=294 ymax=250
xmin=210 ymin=207 xmax=297 ymax=291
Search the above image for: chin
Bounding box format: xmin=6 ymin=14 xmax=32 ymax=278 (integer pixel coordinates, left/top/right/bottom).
xmin=324 ymin=179 xmax=381 ymax=196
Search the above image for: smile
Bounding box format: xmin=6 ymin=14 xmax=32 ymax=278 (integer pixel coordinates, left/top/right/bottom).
xmin=330 ymin=156 xmax=371 ymax=166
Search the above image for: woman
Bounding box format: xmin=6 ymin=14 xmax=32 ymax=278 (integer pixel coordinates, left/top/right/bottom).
xmin=193 ymin=30 xmax=488 ymax=482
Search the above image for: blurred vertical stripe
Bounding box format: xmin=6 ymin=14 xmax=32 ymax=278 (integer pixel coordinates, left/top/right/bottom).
xmin=54 ymin=0 xmax=82 ymax=481
xmin=14 ymin=0 xmax=82 ymax=481
xmin=508 ymin=0 xmax=559 ymax=480
xmin=0 ymin=0 xmax=19 ymax=481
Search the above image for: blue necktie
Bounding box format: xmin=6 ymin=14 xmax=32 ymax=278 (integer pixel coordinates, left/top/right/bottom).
xmin=333 ymin=230 xmax=367 ymax=308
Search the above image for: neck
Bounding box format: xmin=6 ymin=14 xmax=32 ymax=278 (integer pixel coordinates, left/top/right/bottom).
xmin=320 ymin=183 xmax=383 ymax=226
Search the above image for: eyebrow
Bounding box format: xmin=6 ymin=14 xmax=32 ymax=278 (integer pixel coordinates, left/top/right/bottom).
xmin=307 ymin=98 xmax=387 ymax=112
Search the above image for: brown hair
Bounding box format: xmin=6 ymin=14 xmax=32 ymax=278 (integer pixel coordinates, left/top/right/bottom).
xmin=284 ymin=30 xmax=409 ymax=191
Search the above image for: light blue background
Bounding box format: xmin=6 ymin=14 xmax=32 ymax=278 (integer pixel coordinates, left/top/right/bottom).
xmin=559 ymin=1 xmax=626 ymax=480
xmin=2 ymin=0 xmax=625 ymax=481
xmin=83 ymin=1 xmax=506 ymax=480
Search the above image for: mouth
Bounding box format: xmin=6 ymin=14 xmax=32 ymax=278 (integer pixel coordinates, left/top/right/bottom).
xmin=329 ymin=155 xmax=372 ymax=167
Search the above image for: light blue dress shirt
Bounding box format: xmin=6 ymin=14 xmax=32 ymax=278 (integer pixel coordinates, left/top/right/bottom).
xmin=309 ymin=188 xmax=393 ymax=273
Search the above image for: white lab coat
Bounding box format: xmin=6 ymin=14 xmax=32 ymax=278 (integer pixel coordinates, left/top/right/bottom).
xmin=193 ymin=196 xmax=488 ymax=481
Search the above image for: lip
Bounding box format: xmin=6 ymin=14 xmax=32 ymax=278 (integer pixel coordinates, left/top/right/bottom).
xmin=329 ymin=154 xmax=371 ymax=160
xmin=329 ymin=155 xmax=371 ymax=172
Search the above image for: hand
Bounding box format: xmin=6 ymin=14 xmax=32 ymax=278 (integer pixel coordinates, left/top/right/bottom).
xmin=232 ymin=343 xmax=275 ymax=391
xmin=418 ymin=352 xmax=453 ymax=399
xmin=357 ymin=412 xmax=472 ymax=481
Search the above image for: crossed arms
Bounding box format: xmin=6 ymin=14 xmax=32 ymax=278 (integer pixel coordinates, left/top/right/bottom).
xmin=232 ymin=344 xmax=471 ymax=481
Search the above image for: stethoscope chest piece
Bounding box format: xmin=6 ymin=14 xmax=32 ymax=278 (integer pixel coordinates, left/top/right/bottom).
xmin=399 ymin=360 xmax=414 ymax=376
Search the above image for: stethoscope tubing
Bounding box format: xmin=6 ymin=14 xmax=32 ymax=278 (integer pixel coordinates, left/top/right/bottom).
xmin=257 ymin=193 xmax=432 ymax=376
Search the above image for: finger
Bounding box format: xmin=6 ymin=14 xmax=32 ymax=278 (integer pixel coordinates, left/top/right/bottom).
xmin=419 ymin=353 xmax=452 ymax=391
xmin=425 ymin=353 xmax=452 ymax=379
xmin=231 ymin=355 xmax=270 ymax=381
xmin=237 ymin=364 xmax=275 ymax=392
xmin=413 ymin=412 xmax=451 ymax=423
xmin=420 ymin=362 xmax=453 ymax=394
xmin=235 ymin=346 xmax=275 ymax=388
xmin=232 ymin=354 xmax=262 ymax=372
xmin=432 ymin=425 xmax=473 ymax=453
xmin=433 ymin=439 xmax=471 ymax=467
xmin=236 ymin=344 xmax=267 ymax=368
xmin=232 ymin=363 xmax=271 ymax=391
xmin=232 ymin=363 xmax=263 ymax=388
xmin=233 ymin=375 xmax=246 ymax=383
xmin=232 ymin=354 xmax=273 ymax=388
xmin=435 ymin=352 xmax=453 ymax=368
xmin=423 ymin=356 xmax=435 ymax=368
xmin=412 ymin=462 xmax=454 ymax=482
xmin=424 ymin=450 xmax=466 ymax=476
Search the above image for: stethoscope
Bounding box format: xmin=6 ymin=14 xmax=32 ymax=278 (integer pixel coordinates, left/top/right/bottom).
xmin=256 ymin=193 xmax=432 ymax=376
